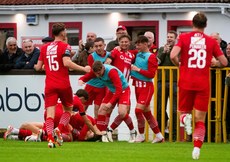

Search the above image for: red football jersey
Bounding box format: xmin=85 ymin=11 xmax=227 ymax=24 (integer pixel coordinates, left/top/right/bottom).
xmin=176 ymin=31 xmax=224 ymax=90
xmin=110 ymin=48 xmax=135 ymax=81
xmin=73 ymin=95 xmax=85 ymax=113
xmin=39 ymin=41 xmax=72 ymax=88
xmin=69 ymin=113 xmax=95 ymax=130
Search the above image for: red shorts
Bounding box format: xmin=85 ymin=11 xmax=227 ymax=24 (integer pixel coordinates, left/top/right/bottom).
xmin=178 ymin=87 xmax=210 ymax=112
xmin=102 ymin=87 xmax=130 ymax=106
xmin=45 ymin=86 xmax=73 ymax=108
xmin=133 ymin=80 xmax=154 ymax=106
xmin=84 ymin=84 xmax=106 ymax=106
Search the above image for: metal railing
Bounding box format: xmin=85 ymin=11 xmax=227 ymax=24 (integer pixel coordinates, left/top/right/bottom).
xmin=145 ymin=66 xmax=230 ymax=143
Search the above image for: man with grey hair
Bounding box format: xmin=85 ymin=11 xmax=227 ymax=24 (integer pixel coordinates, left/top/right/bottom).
xmin=144 ymin=31 xmax=158 ymax=56
xmin=14 ymin=39 xmax=40 ymax=69
xmin=0 ymin=37 xmax=23 ymax=71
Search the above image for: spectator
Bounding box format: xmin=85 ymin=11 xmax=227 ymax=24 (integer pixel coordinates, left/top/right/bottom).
xmin=78 ymin=32 xmax=97 ymax=53
xmin=210 ymin=32 xmax=227 ymax=55
xmin=42 ymin=36 xmax=54 ymax=44
xmin=226 ymin=43 xmax=230 ymax=65
xmin=220 ymin=39 xmax=227 ymax=55
xmin=14 ymin=39 xmax=40 ymax=69
xmin=72 ymin=32 xmax=97 ymax=62
xmin=144 ymin=31 xmax=158 ymax=56
xmin=157 ymin=30 xmax=178 ymax=140
xmin=74 ymin=41 xmax=94 ymax=66
xmin=210 ymin=32 xmax=228 ymax=142
xmin=0 ymin=37 xmax=23 ymax=71
xmin=106 ymin=25 xmax=135 ymax=52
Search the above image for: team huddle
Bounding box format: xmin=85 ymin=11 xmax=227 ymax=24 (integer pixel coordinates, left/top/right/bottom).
xmin=3 ymin=12 xmax=228 ymax=160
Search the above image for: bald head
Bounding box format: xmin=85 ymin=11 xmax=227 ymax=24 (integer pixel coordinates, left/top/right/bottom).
xmin=210 ymin=32 xmax=221 ymax=44
xmin=86 ymin=32 xmax=97 ymax=42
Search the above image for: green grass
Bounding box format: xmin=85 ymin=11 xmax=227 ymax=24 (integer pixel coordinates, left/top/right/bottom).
xmin=0 ymin=139 xmax=230 ymax=162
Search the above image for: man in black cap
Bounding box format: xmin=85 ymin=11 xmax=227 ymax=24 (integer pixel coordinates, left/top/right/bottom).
xmin=42 ymin=37 xmax=54 ymax=44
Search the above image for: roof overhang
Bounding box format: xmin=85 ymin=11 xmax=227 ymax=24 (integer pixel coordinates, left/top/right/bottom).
xmin=0 ymin=3 xmax=229 ymax=16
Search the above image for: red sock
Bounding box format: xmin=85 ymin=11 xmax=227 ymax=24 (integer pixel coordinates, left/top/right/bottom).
xmin=110 ymin=115 xmax=123 ymax=130
xmin=47 ymin=134 xmax=54 ymax=141
xmin=105 ymin=113 xmax=111 ymax=129
xmin=193 ymin=121 xmax=206 ymax=148
xmin=135 ymin=108 xmax=145 ymax=134
xmin=96 ymin=115 xmax=106 ymax=131
xmin=123 ymin=114 xmax=134 ymax=130
xmin=46 ymin=117 xmax=54 ymax=137
xmin=58 ymin=111 xmax=71 ymax=132
xmin=143 ymin=111 xmax=160 ymax=134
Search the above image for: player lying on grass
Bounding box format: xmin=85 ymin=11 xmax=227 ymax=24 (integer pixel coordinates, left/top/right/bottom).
xmin=4 ymin=89 xmax=103 ymax=143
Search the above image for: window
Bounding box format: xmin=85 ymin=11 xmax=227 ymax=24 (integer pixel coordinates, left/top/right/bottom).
xmin=0 ymin=23 xmax=17 ymax=51
xmin=119 ymin=21 xmax=159 ymax=47
xmin=49 ymin=22 xmax=82 ymax=51
xmin=66 ymin=28 xmax=79 ymax=46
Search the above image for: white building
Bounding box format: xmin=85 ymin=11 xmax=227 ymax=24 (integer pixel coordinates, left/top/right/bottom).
xmin=0 ymin=0 xmax=229 ymax=50
xmin=0 ymin=0 xmax=230 ymax=141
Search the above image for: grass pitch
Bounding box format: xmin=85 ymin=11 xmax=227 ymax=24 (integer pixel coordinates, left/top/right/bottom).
xmin=0 ymin=139 xmax=229 ymax=162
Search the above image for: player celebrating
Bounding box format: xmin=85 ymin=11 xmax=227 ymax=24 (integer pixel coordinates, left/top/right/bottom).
xmin=34 ymin=23 xmax=90 ymax=148
xmin=131 ymin=35 xmax=164 ymax=143
xmin=79 ymin=61 xmax=132 ymax=142
xmin=84 ymin=37 xmax=110 ymax=119
xmin=170 ymin=12 xmax=227 ymax=159
xmin=105 ymin=34 xmax=136 ymax=142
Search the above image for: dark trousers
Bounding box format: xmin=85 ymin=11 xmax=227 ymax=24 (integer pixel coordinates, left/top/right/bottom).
xmin=157 ymin=81 xmax=177 ymax=136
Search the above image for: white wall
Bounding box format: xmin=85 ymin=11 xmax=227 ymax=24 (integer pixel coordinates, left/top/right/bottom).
xmin=1 ymin=12 xmax=229 ymax=49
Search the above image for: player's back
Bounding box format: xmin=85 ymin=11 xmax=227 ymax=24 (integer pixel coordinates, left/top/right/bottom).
xmin=178 ymin=31 xmax=223 ymax=90
xmin=40 ymin=41 xmax=71 ymax=88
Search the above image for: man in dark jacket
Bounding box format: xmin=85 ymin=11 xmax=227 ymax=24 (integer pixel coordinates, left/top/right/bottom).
xmin=0 ymin=37 xmax=23 ymax=71
xmin=14 ymin=39 xmax=40 ymax=69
